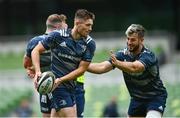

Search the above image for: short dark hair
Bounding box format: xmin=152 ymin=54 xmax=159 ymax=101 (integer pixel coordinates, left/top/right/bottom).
xmin=75 ymin=9 xmax=95 ymax=21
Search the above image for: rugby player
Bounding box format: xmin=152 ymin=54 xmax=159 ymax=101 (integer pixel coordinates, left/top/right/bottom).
xmin=88 ymin=24 xmax=167 ymax=118
xmin=23 ymin=14 xmax=67 ymax=117
xmin=32 ymin=9 xmax=96 ymax=117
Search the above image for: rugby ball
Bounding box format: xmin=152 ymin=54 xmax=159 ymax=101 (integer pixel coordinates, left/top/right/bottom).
xmin=37 ymin=71 xmax=55 ymax=94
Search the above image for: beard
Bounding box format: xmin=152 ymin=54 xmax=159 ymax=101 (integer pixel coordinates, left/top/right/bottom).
xmin=128 ymin=44 xmax=140 ymax=53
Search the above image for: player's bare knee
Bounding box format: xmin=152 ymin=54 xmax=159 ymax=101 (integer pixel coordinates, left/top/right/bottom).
xmin=146 ymin=110 xmax=162 ymax=118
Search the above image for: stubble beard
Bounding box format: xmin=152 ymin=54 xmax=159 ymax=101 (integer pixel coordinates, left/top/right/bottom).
xmin=128 ymin=44 xmax=140 ymax=53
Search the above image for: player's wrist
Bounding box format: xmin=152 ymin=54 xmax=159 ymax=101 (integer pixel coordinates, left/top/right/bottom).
xmin=57 ymin=78 xmax=63 ymax=85
xmin=35 ymin=70 xmax=41 ymax=74
xmin=53 ymin=78 xmax=63 ymax=89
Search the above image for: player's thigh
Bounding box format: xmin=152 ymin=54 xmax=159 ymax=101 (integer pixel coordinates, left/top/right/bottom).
xmin=52 ymin=87 xmax=76 ymax=116
xmin=146 ymin=110 xmax=162 ymax=118
xmin=128 ymin=99 xmax=146 ymax=117
xmin=50 ymin=108 xmax=58 ymax=117
xmin=42 ymin=113 xmax=50 ymax=118
xmin=57 ymin=104 xmax=76 ymax=117
xmin=76 ymin=91 xmax=85 ymax=117
xmin=147 ymin=95 xmax=167 ymax=115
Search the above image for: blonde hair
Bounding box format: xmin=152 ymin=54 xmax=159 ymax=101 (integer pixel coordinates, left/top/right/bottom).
xmin=125 ymin=24 xmax=145 ymax=38
xmin=46 ymin=14 xmax=67 ymax=28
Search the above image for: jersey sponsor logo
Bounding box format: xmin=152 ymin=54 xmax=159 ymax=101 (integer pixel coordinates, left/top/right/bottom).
xmin=58 ymin=53 xmax=81 ymax=61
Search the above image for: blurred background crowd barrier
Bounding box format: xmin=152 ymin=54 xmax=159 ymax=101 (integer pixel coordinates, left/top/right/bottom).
xmin=1 ymin=33 xmax=180 ymax=117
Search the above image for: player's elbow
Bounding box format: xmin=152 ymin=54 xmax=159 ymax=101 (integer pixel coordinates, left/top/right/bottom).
xmin=32 ymin=48 xmax=40 ymax=60
xmin=128 ymin=61 xmax=145 ymax=73
xmin=129 ymin=64 xmax=144 ymax=73
xmin=92 ymin=65 xmax=111 ymax=74
xmin=88 ymin=62 xmax=112 ymax=74
xmin=23 ymin=56 xmax=32 ymax=69
xmin=23 ymin=63 xmax=28 ymax=69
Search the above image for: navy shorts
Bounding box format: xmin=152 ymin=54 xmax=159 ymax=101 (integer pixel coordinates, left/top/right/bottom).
xmin=128 ymin=95 xmax=167 ymax=117
xmin=39 ymin=93 xmax=52 ymax=113
xmin=75 ymin=83 xmax=85 ymax=117
xmin=51 ymin=85 xmax=76 ymax=112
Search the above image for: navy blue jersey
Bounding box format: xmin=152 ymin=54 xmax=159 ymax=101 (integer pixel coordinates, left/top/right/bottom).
xmin=110 ymin=46 xmax=167 ymax=100
xmin=41 ymin=29 xmax=96 ymax=88
xmin=26 ymin=34 xmax=51 ymax=72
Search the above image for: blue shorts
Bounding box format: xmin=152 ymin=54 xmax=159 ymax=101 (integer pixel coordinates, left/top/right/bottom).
xmin=51 ymin=85 xmax=76 ymax=112
xmin=39 ymin=93 xmax=52 ymax=113
xmin=75 ymin=82 xmax=85 ymax=117
xmin=128 ymin=95 xmax=167 ymax=117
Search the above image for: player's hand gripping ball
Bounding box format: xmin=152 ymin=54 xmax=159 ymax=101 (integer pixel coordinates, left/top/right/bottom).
xmin=37 ymin=71 xmax=55 ymax=94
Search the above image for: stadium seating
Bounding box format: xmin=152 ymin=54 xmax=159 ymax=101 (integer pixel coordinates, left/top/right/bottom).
xmin=0 ymin=87 xmax=33 ymax=116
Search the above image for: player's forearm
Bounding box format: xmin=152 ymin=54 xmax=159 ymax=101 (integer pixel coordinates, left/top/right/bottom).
xmin=57 ymin=67 xmax=86 ymax=84
xmin=32 ymin=49 xmax=41 ymax=73
xmin=87 ymin=62 xmax=111 ymax=74
xmin=87 ymin=63 xmax=105 ymax=74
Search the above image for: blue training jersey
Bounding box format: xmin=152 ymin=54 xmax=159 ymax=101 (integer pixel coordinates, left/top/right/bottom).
xmin=41 ymin=29 xmax=96 ymax=88
xmin=110 ymin=46 xmax=167 ymax=100
xmin=26 ymin=34 xmax=51 ymax=72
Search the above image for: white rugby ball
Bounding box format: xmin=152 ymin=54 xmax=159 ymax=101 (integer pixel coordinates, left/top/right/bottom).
xmin=37 ymin=71 xmax=55 ymax=94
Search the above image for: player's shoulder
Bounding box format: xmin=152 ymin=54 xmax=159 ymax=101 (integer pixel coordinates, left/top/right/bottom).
xmin=140 ymin=46 xmax=157 ymax=60
xmin=142 ymin=46 xmax=155 ymax=55
xmin=85 ymin=35 xmax=95 ymax=45
xmin=117 ymin=47 xmax=129 ymax=55
xmin=27 ymin=34 xmax=45 ymax=46
xmin=29 ymin=34 xmax=46 ymax=43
